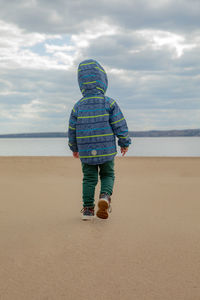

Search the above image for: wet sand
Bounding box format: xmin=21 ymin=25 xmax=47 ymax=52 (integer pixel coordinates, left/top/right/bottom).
xmin=0 ymin=157 xmax=200 ymax=299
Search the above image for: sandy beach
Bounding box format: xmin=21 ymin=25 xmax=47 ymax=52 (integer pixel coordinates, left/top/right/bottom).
xmin=0 ymin=156 xmax=200 ymax=300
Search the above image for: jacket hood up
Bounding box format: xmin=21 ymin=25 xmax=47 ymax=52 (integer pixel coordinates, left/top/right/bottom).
xmin=78 ymin=59 xmax=108 ymax=97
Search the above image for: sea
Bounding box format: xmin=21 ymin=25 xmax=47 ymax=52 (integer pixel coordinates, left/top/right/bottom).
xmin=0 ymin=137 xmax=200 ymax=156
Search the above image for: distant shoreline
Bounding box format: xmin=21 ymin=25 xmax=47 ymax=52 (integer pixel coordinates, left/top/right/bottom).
xmin=0 ymin=129 xmax=200 ymax=138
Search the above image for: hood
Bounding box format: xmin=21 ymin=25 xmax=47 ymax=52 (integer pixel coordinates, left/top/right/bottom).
xmin=78 ymin=59 xmax=108 ymax=97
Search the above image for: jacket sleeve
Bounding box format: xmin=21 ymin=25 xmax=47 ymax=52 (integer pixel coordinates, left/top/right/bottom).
xmin=108 ymin=98 xmax=131 ymax=148
xmin=68 ymin=106 xmax=78 ymax=152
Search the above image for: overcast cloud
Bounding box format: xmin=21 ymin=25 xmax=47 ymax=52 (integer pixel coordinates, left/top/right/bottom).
xmin=0 ymin=0 xmax=200 ymax=133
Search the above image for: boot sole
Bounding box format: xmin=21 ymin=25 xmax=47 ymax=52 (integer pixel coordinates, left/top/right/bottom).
xmin=82 ymin=215 xmax=94 ymax=221
xmin=96 ymin=200 xmax=109 ymax=219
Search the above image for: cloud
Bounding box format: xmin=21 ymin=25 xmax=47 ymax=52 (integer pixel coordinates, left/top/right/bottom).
xmin=0 ymin=19 xmax=67 ymax=70
xmin=0 ymin=0 xmax=199 ymax=35
xmin=0 ymin=67 xmax=81 ymax=133
xmin=0 ymin=18 xmax=118 ymax=71
xmin=0 ymin=0 xmax=200 ymax=133
xmin=124 ymin=109 xmax=200 ymax=131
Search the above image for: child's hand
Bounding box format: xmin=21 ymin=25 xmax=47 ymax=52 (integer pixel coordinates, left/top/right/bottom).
xmin=73 ymin=152 xmax=79 ymax=158
xmin=120 ymin=147 xmax=128 ymax=156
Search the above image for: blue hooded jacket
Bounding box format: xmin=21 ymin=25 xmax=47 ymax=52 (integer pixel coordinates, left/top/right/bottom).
xmin=68 ymin=59 xmax=131 ymax=165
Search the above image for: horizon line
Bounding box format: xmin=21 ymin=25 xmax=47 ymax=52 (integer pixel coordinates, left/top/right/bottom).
xmin=0 ymin=128 xmax=200 ymax=135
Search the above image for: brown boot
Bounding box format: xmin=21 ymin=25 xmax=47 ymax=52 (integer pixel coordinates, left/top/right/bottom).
xmin=96 ymin=193 xmax=112 ymax=219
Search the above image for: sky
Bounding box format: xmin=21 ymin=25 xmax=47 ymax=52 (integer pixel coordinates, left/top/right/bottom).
xmin=0 ymin=0 xmax=200 ymax=134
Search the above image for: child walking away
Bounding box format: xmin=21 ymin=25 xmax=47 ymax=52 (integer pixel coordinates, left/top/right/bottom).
xmin=68 ymin=59 xmax=131 ymax=220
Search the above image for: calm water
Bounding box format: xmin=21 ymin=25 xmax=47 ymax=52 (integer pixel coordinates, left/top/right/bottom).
xmin=0 ymin=137 xmax=200 ymax=156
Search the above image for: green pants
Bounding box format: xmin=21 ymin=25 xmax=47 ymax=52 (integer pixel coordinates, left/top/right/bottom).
xmin=81 ymin=159 xmax=115 ymax=207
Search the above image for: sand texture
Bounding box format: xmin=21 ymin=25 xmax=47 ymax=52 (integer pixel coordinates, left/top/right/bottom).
xmin=0 ymin=157 xmax=200 ymax=300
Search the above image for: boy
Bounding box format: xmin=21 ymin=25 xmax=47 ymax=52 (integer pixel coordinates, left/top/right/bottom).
xmin=68 ymin=59 xmax=131 ymax=220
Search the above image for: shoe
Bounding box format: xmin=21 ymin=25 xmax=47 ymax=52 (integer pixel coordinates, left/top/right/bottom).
xmin=81 ymin=207 xmax=95 ymax=221
xmin=96 ymin=193 xmax=112 ymax=219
